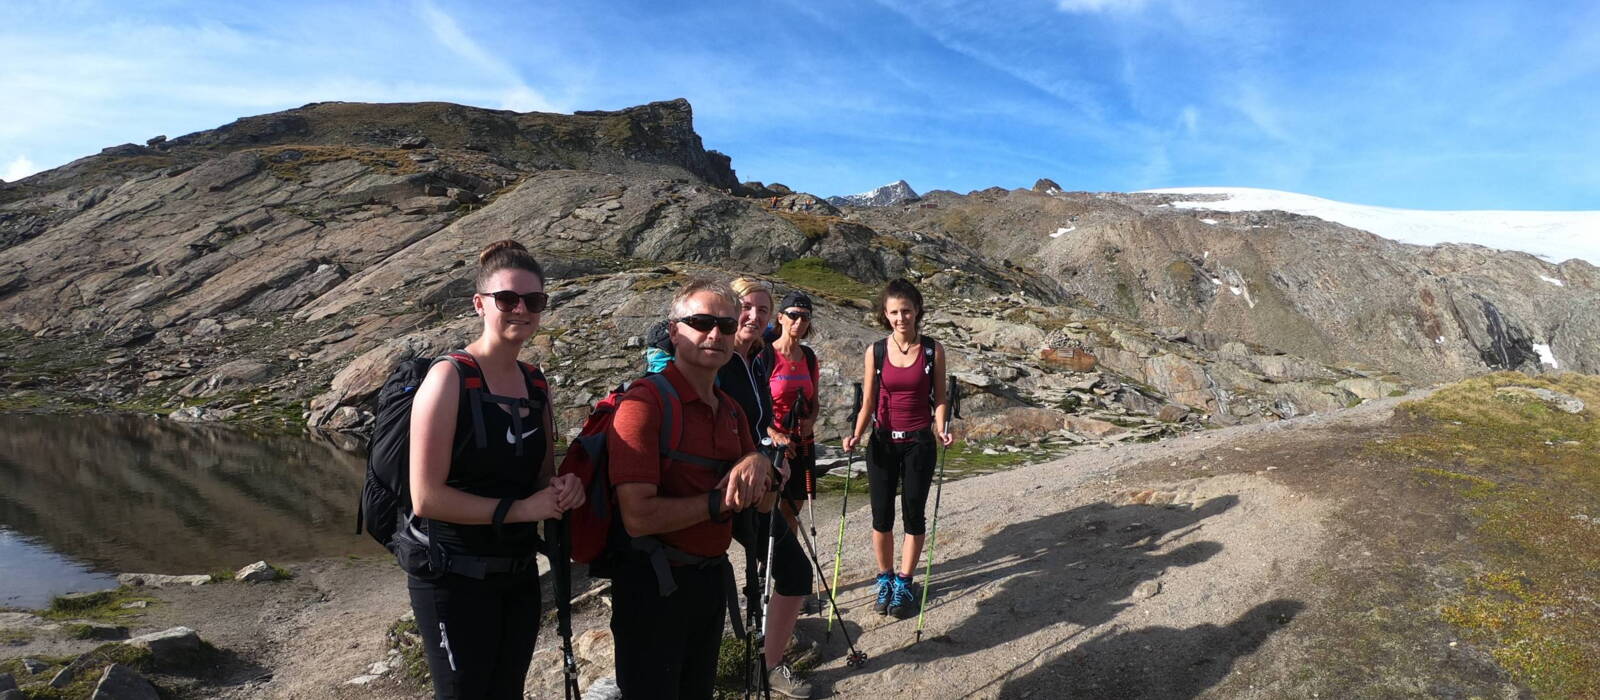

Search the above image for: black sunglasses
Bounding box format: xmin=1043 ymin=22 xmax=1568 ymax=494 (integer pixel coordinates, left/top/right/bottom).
xmin=782 ymin=310 xmax=812 ymax=322
xmin=480 ymin=290 xmax=549 ymax=313
xmin=673 ymin=314 xmax=738 ymax=334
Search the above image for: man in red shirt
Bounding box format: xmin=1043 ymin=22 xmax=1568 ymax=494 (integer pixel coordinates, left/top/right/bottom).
xmin=607 ymin=278 xmax=772 ymax=699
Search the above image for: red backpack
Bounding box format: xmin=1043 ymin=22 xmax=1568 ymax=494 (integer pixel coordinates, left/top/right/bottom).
xmin=558 ymin=373 xmax=736 ymax=573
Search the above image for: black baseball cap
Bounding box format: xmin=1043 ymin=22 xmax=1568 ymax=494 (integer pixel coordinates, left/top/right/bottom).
xmin=779 ymin=290 xmax=813 ymax=311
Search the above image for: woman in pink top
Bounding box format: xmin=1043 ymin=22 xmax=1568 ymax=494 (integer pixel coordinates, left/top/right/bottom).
xmin=842 ymin=279 xmax=952 ymax=620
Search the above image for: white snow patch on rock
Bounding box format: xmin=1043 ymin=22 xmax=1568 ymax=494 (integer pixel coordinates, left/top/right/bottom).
xmin=1051 ymin=226 xmax=1076 ymax=238
xmin=1201 ymin=218 xmax=1218 ymax=225
xmin=1538 ymin=274 xmax=1565 ymax=287
xmin=1534 ymin=343 xmax=1559 ymax=368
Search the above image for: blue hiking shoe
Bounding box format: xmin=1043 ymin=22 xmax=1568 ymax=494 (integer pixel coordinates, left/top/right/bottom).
xmin=873 ymin=572 xmax=893 ymax=616
xmin=888 ymin=575 xmax=919 ymax=619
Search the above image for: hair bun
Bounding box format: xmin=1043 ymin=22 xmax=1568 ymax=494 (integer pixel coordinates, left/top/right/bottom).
xmin=478 ymin=239 xmax=528 ymax=266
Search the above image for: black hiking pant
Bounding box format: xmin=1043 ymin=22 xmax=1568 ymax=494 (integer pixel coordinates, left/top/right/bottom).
xmin=408 ymin=570 xmax=541 ymax=700
xmin=733 ymin=505 xmax=813 ymax=597
xmin=610 ymin=554 xmax=728 ymax=699
xmin=867 ymin=427 xmax=938 ymax=535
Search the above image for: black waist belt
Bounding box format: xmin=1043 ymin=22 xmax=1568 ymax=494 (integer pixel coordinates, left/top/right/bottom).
xmin=444 ymin=552 xmax=540 ymax=578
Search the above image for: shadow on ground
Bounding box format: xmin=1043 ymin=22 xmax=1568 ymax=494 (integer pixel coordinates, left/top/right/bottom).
xmin=805 ymin=494 xmax=1300 ymax=697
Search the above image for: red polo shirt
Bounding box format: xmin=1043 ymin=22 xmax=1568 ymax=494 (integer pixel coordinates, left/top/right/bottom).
xmin=607 ymin=361 xmax=755 ymax=558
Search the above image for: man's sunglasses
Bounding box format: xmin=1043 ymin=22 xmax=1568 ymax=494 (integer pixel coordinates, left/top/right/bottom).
xmin=480 ymin=290 xmax=550 ymax=313
xmin=782 ymin=310 xmax=812 ymax=322
xmin=673 ymin=314 xmax=738 ymax=334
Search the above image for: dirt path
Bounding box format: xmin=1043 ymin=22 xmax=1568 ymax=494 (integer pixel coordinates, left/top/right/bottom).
xmin=6 ymin=392 xmax=1470 ymax=699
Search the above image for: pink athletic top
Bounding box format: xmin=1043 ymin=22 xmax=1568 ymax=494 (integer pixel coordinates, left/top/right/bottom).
xmin=875 ymin=345 xmax=932 ymax=441
xmin=769 ymin=348 xmax=817 ymax=440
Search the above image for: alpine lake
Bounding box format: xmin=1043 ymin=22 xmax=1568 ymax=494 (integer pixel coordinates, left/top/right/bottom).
xmin=0 ymin=412 xmax=372 ymax=609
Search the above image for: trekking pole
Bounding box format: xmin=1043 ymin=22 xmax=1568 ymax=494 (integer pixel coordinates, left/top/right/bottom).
xmin=827 ymin=382 xmax=862 ymax=640
xmin=914 ymin=376 xmax=960 ymax=644
xmin=782 ymin=490 xmax=870 ymax=668
xmin=550 ymin=515 xmax=581 ymax=700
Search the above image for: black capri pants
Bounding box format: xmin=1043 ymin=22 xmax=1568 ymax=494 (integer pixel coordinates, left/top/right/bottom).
xmin=408 ymin=570 xmax=541 ymax=700
xmin=732 ymin=503 xmax=813 ymax=597
xmin=866 ymin=427 xmax=938 ymax=535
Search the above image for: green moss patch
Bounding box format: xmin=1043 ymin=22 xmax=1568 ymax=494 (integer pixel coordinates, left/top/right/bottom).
xmin=1375 ymin=372 xmax=1600 ymax=698
xmin=41 ymin=587 xmax=158 ymax=623
xmin=387 ymin=616 xmax=430 ymax=682
xmin=772 ymin=258 xmax=875 ymax=305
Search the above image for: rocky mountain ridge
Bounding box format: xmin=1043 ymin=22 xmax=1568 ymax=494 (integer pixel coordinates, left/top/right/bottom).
xmin=1 ymin=98 xmax=1584 ymax=445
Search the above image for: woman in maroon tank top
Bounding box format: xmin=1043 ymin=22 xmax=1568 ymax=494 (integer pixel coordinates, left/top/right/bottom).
xmin=842 ymin=279 xmax=953 ymax=620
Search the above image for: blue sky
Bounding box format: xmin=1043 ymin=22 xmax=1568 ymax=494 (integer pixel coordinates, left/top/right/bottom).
xmin=2 ymin=0 xmax=1597 ymax=209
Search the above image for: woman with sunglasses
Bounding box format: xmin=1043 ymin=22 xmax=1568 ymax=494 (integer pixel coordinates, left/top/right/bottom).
xmin=842 ymin=278 xmax=952 ymax=621
xmin=405 ymin=239 xmax=585 ymax=699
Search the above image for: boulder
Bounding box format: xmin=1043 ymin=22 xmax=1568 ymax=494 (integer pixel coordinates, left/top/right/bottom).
xmin=1336 ymin=377 xmax=1403 ymax=401
xmin=1063 ymin=415 xmax=1126 ymax=438
xmin=1156 ymin=404 xmax=1192 ymax=422
xmin=964 ymin=407 xmax=1070 ymax=440
xmin=91 ymin=663 xmax=159 ymax=700
xmin=127 ymin=627 xmax=202 ymax=663
xmin=0 ymin=689 xmax=22 ymax=700
xmin=0 ymin=674 xmax=14 ymax=692
xmin=235 ymin=561 xmax=281 ymax=583
xmin=118 ymin=573 xmax=212 ymax=587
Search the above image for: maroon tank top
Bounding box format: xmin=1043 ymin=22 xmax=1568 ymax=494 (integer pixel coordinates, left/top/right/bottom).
xmin=875 ymin=345 xmax=932 ymax=441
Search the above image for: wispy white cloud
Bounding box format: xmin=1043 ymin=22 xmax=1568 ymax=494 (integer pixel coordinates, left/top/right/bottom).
xmin=414 ymin=0 xmax=560 ymax=113
xmin=3 ymin=155 xmax=38 ymax=182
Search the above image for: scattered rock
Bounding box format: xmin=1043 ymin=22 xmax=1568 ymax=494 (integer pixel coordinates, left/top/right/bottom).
xmin=21 ymin=659 xmax=49 ymax=674
xmin=118 ymin=573 xmax=212 ymax=588
xmin=127 ymin=626 xmax=202 ymax=663
xmin=91 ymin=663 xmax=159 ymax=700
xmin=1132 ymin=580 xmax=1162 ymax=599
xmin=396 ymin=135 xmax=429 ymax=149
xmin=235 ymin=561 xmax=282 ymax=583
xmin=120 ymin=601 xmax=149 ymax=610
xmin=0 ymin=674 xmax=14 ymax=692
xmin=168 ymin=406 xmax=234 ymax=423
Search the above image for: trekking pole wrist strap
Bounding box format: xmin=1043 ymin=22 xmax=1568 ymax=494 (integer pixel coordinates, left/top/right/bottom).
xmin=708 ymin=489 xmax=730 ymax=523
xmin=492 ymin=497 xmax=516 ymax=538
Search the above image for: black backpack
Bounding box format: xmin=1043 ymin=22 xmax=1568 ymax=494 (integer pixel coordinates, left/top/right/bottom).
xmin=357 ymin=351 xmax=548 ymax=549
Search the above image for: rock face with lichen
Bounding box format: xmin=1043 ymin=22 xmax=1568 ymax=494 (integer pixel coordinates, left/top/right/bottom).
xmin=0 ymin=98 xmax=1588 ymax=440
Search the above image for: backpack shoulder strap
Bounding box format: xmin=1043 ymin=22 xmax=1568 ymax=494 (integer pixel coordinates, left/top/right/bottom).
xmin=802 ymin=345 xmax=817 ymax=379
xmin=872 ymin=339 xmax=887 ymax=377
xmin=437 ymin=352 xmax=488 ymax=450
xmin=642 ymin=373 xmax=735 ymax=472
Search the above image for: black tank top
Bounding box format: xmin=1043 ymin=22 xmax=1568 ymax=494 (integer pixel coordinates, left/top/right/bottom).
xmin=427 ymin=372 xmax=547 ymax=557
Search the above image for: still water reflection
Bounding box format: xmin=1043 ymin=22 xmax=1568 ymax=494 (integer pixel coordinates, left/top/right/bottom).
xmin=0 ymin=413 xmax=372 ymax=608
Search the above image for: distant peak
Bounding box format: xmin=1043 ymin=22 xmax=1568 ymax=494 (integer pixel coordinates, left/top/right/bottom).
xmin=826 ymin=180 xmax=919 ymax=207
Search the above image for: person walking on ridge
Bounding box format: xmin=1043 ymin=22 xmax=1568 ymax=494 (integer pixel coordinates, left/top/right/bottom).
xmin=842 ymin=278 xmax=953 ymax=620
